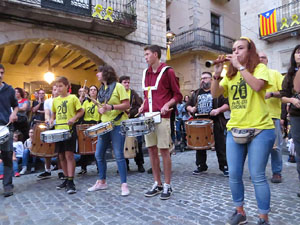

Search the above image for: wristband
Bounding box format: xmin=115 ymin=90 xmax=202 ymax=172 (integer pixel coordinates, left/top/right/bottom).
xmin=110 ymin=104 xmax=114 ymax=110
xmin=270 ymin=92 xmax=274 ymax=97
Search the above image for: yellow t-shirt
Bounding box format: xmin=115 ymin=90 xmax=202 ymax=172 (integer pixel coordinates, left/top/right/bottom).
xmin=82 ymin=99 xmax=101 ymax=122
xmin=265 ymin=69 xmax=283 ymax=119
xmin=100 ymin=83 xmax=129 ymax=125
xmin=220 ymin=63 xmax=274 ymax=130
xmin=52 ymin=94 xmax=82 ymax=130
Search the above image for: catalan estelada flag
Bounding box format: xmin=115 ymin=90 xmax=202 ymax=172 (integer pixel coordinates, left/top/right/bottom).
xmin=260 ymin=9 xmax=278 ymax=36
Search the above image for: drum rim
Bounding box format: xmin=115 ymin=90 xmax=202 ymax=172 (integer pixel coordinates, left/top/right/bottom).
xmin=0 ymin=126 xmax=9 ymax=135
xmin=86 ymin=122 xmax=113 ymax=131
xmin=41 ymin=129 xmax=70 ymax=134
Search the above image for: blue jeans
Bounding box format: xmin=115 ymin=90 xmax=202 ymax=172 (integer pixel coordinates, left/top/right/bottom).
xmin=13 ymin=158 xmax=21 ymax=173
xmin=95 ymin=125 xmax=127 ymax=183
xmin=22 ymin=149 xmax=37 ymax=168
xmin=227 ymin=129 xmax=275 ymax=214
xmin=290 ymin=116 xmax=300 ymax=181
xmin=271 ymin=119 xmax=283 ymax=175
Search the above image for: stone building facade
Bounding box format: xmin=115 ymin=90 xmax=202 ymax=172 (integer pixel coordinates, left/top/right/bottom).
xmin=166 ymin=0 xmax=241 ymax=95
xmin=239 ymin=0 xmax=300 ymax=73
xmin=0 ymin=0 xmax=167 ymax=95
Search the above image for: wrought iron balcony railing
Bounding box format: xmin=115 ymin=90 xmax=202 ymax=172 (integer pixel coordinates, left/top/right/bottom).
xmin=258 ymin=0 xmax=300 ymax=39
xmin=170 ymin=28 xmax=235 ymax=54
xmin=6 ymin=0 xmax=137 ymax=28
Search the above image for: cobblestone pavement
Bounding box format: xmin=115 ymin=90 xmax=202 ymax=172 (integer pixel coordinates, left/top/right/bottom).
xmin=1 ymin=150 xmax=300 ymax=225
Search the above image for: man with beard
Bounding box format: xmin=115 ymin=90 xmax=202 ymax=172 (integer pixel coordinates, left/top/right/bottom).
xmin=186 ymin=72 xmax=229 ymax=176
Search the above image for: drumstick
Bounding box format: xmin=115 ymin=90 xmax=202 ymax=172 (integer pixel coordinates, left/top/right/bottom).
xmin=85 ymin=95 xmax=102 ymax=108
xmin=54 ymin=123 xmax=69 ymax=126
xmin=80 ymin=80 xmax=87 ymax=100
xmin=144 ymin=112 xmax=161 ymax=118
xmin=134 ymin=99 xmax=146 ymax=117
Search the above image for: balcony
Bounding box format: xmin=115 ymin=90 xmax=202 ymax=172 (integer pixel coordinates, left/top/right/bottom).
xmin=0 ymin=0 xmax=137 ymax=37
xmin=259 ymin=0 xmax=300 ymax=41
xmin=170 ymin=28 xmax=235 ymax=55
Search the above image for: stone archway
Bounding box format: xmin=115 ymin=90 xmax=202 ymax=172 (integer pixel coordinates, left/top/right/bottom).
xmin=0 ymin=28 xmax=122 ymax=75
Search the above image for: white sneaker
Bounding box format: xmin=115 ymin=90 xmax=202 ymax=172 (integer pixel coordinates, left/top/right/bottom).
xmin=121 ymin=183 xmax=130 ymax=196
xmin=20 ymin=167 xmax=27 ymax=175
xmin=88 ymin=181 xmax=108 ymax=192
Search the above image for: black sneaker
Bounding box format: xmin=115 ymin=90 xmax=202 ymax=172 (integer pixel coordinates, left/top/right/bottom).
xmin=56 ymin=179 xmax=68 ymax=190
xmin=37 ymin=171 xmax=51 ymax=180
xmin=193 ymin=166 xmax=208 ymax=175
xmin=58 ymin=172 xmax=65 ymax=180
xmin=226 ymin=210 xmax=247 ymax=225
xmin=144 ymin=182 xmax=163 ymax=197
xmin=160 ymin=183 xmax=173 ymax=200
xmin=66 ymin=180 xmax=77 ymax=194
xmin=257 ymin=218 xmax=270 ymax=225
xmin=3 ymin=189 xmax=13 ymax=197
xmin=137 ymin=164 xmax=145 ymax=173
xmin=223 ymin=166 xmax=229 ymax=177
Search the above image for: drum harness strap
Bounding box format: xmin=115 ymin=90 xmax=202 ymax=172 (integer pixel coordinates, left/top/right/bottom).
xmin=142 ymin=66 xmax=170 ymax=113
xmin=97 ymin=81 xmax=124 ymax=123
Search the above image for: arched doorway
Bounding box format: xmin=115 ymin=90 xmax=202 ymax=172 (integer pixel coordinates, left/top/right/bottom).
xmin=0 ymin=38 xmax=112 ymax=95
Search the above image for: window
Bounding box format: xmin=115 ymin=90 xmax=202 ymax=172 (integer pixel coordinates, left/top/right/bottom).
xmin=211 ymin=13 xmax=220 ymax=46
xmin=166 ymin=17 xmax=170 ymax=31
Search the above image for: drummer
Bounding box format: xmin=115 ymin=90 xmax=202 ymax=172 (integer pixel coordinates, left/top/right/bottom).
xmin=78 ymin=85 xmax=101 ymax=175
xmin=48 ymin=76 xmax=84 ymax=194
xmin=88 ymin=64 xmax=130 ymax=196
xmin=37 ymin=85 xmax=63 ymax=180
xmin=119 ymin=75 xmax=145 ymax=173
xmin=139 ymin=45 xmax=182 ymax=200
xmin=0 ymin=64 xmax=18 ymax=197
xmin=186 ymin=71 xmax=229 ymax=176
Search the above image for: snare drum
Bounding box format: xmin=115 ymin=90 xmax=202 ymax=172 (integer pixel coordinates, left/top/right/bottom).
xmin=76 ymin=124 xmax=97 ymax=155
xmin=185 ymin=119 xmax=214 ymax=150
xmin=0 ymin=126 xmax=10 ymax=144
xmin=31 ymin=123 xmax=56 ymax=157
xmin=120 ymin=117 xmax=155 ymax=137
xmin=123 ymin=136 xmax=138 ymax=159
xmin=84 ymin=121 xmax=114 ymax=138
xmin=40 ymin=129 xmax=71 ymax=143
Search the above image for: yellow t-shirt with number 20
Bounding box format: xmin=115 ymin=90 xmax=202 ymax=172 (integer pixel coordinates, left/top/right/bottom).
xmin=52 ymin=94 xmax=82 ymax=130
xmin=220 ymin=63 xmax=274 ymax=131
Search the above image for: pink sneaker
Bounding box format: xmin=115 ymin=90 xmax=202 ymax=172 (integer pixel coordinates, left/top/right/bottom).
xmin=88 ymin=181 xmax=108 ymax=192
xmin=121 ymin=183 xmax=130 ymax=196
xmin=0 ymin=174 xmax=3 ymax=180
xmin=15 ymin=172 xmax=20 ymax=177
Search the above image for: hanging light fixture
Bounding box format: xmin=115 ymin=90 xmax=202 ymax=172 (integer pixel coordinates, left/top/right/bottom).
xmin=44 ymin=55 xmax=55 ymax=84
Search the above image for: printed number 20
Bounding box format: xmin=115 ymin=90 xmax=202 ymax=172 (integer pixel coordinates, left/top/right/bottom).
xmin=231 ymin=84 xmax=247 ymax=100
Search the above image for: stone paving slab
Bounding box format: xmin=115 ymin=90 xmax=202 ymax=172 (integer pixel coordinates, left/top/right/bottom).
xmin=1 ymin=150 xmax=300 ymax=225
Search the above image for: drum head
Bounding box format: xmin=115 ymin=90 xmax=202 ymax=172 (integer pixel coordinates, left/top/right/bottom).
xmin=86 ymin=122 xmax=109 ymax=131
xmin=0 ymin=126 xmax=9 ymax=136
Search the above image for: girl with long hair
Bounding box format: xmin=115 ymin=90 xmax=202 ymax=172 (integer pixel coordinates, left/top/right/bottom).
xmin=211 ymin=37 xmax=275 ymax=225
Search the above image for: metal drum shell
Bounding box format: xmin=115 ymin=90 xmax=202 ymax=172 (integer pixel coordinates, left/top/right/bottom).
xmin=120 ymin=117 xmax=155 ymax=137
xmin=0 ymin=126 xmax=10 ymax=144
xmin=84 ymin=122 xmax=114 ymax=138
